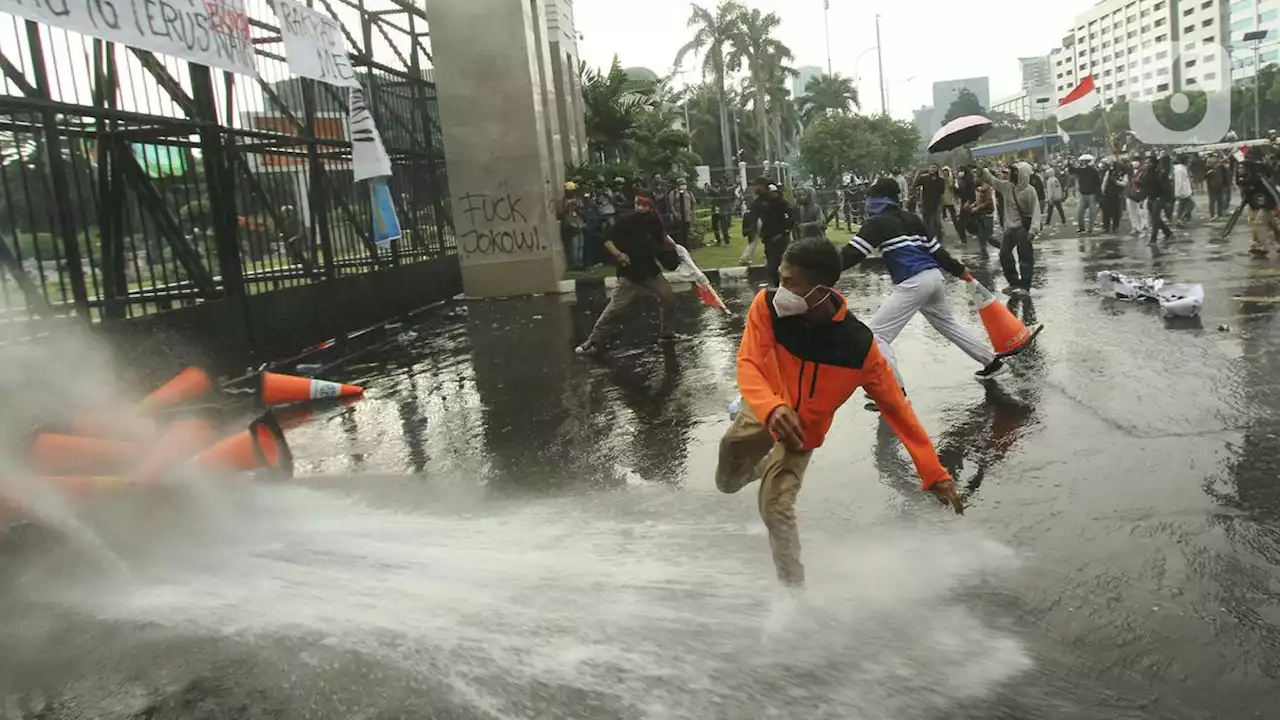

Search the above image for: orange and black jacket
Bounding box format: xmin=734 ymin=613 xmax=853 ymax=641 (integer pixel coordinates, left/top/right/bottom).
xmin=737 ymin=289 xmax=952 ymax=490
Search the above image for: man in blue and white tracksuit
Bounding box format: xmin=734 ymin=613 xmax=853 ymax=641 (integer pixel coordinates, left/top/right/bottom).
xmin=841 ymin=177 xmax=1007 ymax=398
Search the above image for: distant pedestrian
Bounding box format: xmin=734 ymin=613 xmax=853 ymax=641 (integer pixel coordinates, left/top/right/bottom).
xmin=747 ymin=176 xmax=795 ymax=286
xmin=1240 ymin=155 xmax=1280 ymax=256
xmin=1206 ymin=154 xmax=1232 ymax=219
xmin=1141 ymin=155 xmax=1174 ymax=243
xmin=1043 ymin=168 xmax=1067 ymax=225
xmin=558 ymin=181 xmax=585 ymax=270
xmin=793 ymin=187 xmax=826 ymax=241
xmin=914 ymin=164 xmax=946 ymax=241
xmin=668 ymin=177 xmax=697 ymax=248
xmin=970 ymin=174 xmax=997 ymax=248
xmin=980 ymin=162 xmax=1041 ymax=297
xmin=941 ymin=166 xmax=960 ymax=233
xmin=1125 ymin=159 xmax=1148 ymax=236
xmin=575 ymin=191 xmax=678 ymax=356
xmin=1173 ymin=154 xmax=1194 ymax=227
xmin=1070 ymin=156 xmax=1101 ymax=234
xmin=1100 ymin=160 xmax=1126 ymax=234
xmin=711 ymin=180 xmax=734 ymax=245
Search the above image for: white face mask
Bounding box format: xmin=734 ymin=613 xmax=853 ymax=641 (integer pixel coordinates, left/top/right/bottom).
xmin=773 ymin=285 xmax=828 ymax=317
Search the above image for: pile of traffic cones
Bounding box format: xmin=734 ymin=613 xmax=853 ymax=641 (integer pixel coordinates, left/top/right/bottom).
xmin=16 ymin=364 xmax=364 ymax=503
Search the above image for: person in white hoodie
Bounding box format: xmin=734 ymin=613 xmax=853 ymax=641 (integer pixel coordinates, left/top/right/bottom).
xmin=1043 ymin=168 xmax=1066 ymax=226
xmin=1173 ymin=154 xmax=1194 ymax=228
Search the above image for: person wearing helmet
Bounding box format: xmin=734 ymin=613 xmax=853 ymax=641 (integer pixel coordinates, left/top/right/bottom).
xmin=558 ymin=181 xmax=585 ymax=270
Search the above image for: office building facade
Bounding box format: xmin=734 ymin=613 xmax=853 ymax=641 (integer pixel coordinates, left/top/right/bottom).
xmin=1049 ymin=0 xmax=1231 ymax=106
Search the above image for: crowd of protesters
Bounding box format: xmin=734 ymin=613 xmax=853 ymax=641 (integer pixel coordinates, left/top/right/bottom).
xmin=556 ymin=173 xmax=749 ymax=272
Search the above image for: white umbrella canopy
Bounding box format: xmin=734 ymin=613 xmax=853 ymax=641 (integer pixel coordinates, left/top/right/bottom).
xmin=928 ymin=115 xmax=994 ymax=153
xmin=1077 ymin=153 xmax=1096 ymax=163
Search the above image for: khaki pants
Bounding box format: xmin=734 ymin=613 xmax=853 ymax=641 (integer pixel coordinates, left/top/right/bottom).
xmin=1250 ymin=207 xmax=1280 ymax=253
xmin=585 ymin=275 xmax=677 ymax=346
xmin=716 ymin=402 xmax=812 ymax=585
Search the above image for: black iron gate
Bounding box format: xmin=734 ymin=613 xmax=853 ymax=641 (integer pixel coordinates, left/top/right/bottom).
xmin=0 ymin=0 xmax=457 ymax=363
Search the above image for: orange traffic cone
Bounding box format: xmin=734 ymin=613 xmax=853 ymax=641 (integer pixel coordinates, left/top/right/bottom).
xmin=131 ymin=418 xmax=220 ymax=485
xmin=70 ymin=411 xmax=159 ymax=442
xmin=195 ymin=413 xmax=293 ymax=477
xmin=28 ymin=432 xmax=145 ymax=476
xmin=259 ymin=371 xmax=363 ymax=407
xmin=139 ymin=367 xmax=215 ymax=413
xmin=969 ymin=280 xmax=1044 ymax=357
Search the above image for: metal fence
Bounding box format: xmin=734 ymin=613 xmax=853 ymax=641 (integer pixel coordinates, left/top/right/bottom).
xmin=0 ymin=0 xmax=453 ymax=332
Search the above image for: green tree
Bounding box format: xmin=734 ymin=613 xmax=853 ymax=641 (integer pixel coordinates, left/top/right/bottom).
xmin=942 ymin=88 xmax=986 ymax=125
xmin=797 ymin=73 xmax=859 ymax=124
xmin=675 ymin=0 xmax=746 ymax=172
xmin=728 ymin=7 xmax=793 ymax=164
xmin=798 ymin=114 xmax=920 ymax=187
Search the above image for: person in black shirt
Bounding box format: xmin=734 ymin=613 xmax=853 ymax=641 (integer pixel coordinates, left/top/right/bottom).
xmin=1241 ymin=154 xmax=1280 ymax=255
xmin=914 ymin=164 xmax=946 ymax=241
xmin=1070 ymin=157 xmax=1101 ymax=234
xmin=575 ymin=192 xmax=679 ymax=355
xmin=1140 ymin=155 xmax=1173 ymax=243
xmin=748 ymin=175 xmax=795 ymax=286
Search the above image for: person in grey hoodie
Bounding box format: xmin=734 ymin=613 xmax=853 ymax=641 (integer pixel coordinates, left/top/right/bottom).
xmin=1043 ymin=168 xmax=1066 ymax=226
xmin=979 ymin=161 xmax=1041 ymax=296
xmin=793 ymin=187 xmax=827 ymax=240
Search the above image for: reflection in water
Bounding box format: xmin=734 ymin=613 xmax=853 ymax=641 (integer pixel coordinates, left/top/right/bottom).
xmin=875 ymin=382 xmax=1041 ymax=497
xmin=1202 ymin=267 xmax=1280 ymax=679
xmin=596 ymin=345 xmax=695 ymax=486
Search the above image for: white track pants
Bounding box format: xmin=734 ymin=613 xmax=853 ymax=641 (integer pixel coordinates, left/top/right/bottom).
xmin=868 ymin=268 xmax=995 ymax=387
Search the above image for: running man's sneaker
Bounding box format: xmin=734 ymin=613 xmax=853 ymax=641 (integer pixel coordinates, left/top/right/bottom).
xmin=575 ymin=341 xmax=602 ymax=356
xmin=975 ymin=359 xmax=1009 ymax=381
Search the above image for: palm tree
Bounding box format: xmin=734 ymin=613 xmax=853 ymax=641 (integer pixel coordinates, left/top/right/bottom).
xmin=728 ymin=8 xmax=793 ymax=164
xmin=797 ymin=73 xmax=859 ymax=124
xmin=674 ymin=0 xmax=745 ymax=172
xmin=580 ymin=57 xmax=658 ymax=163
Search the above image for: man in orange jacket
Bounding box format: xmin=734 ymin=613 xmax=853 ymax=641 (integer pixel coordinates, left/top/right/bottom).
xmin=716 ymin=238 xmax=964 ymax=586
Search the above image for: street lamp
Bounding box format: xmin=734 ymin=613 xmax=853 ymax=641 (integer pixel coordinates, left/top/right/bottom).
xmin=885 ymin=74 xmax=916 ymax=114
xmin=1244 ymin=29 xmax=1269 ymax=139
xmin=823 ymin=0 xmax=832 ymax=75
xmin=1036 ymin=96 xmax=1052 ymax=161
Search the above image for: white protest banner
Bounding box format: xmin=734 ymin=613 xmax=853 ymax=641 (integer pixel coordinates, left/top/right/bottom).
xmin=272 ymin=0 xmax=357 ymax=88
xmin=349 ymin=87 xmax=390 ymax=181
xmin=0 ymin=0 xmax=258 ymax=77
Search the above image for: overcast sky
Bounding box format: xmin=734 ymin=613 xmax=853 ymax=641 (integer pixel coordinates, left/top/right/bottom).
xmin=576 ymin=0 xmax=1095 ymax=119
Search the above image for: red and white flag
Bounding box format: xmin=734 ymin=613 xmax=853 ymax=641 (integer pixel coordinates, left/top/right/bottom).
xmin=673 ymin=245 xmax=730 ymax=315
xmin=1057 ymin=75 xmax=1101 ymax=121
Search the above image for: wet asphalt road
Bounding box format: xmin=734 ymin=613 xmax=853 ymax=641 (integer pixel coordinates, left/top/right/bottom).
xmin=2 ymin=205 xmax=1280 ymax=719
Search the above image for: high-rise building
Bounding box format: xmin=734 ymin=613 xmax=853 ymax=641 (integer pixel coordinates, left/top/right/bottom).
xmin=933 ymin=77 xmax=991 ymax=116
xmin=1019 ymin=56 xmax=1054 ymax=91
xmin=793 ymin=65 xmax=824 ymax=98
xmin=1228 ymin=0 xmax=1280 ymax=81
xmin=1048 ymin=0 xmax=1230 ymax=107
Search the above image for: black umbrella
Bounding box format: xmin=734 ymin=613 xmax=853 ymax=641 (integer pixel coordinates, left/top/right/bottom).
xmin=928 ymin=114 xmax=994 ymax=153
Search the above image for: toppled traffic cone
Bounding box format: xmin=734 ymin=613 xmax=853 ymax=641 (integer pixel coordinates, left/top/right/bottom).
xmin=969 ymin=280 xmax=1044 ymax=357
xmin=196 ymin=413 xmax=293 ymax=477
xmin=139 ymin=367 xmax=215 ymax=413
xmin=28 ymin=432 xmax=145 ymax=476
xmin=131 ymin=418 xmax=219 ymax=485
xmin=70 ymin=411 xmax=159 ymax=442
xmin=259 ymin=371 xmax=363 ymax=407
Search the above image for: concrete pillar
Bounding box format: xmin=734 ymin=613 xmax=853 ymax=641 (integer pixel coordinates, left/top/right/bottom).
xmin=545 ymin=0 xmax=586 ymax=168
xmin=424 ymin=0 xmax=566 ymax=297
